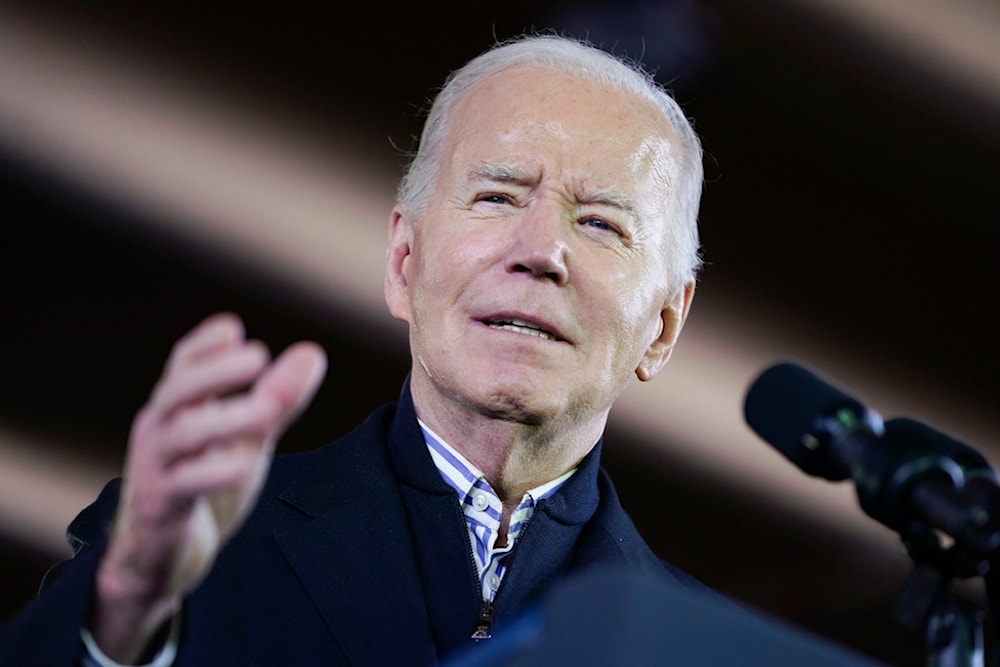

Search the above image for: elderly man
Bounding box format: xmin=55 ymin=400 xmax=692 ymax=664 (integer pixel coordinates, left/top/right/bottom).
xmin=2 ymin=34 xmax=704 ymax=665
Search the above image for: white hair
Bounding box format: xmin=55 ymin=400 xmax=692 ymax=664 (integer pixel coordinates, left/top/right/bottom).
xmin=397 ymin=34 xmax=704 ymax=288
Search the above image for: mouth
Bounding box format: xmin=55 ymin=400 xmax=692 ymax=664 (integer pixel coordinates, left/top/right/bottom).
xmin=482 ymin=316 xmax=564 ymax=342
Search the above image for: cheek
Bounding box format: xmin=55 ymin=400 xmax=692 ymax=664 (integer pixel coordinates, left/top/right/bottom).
xmin=421 ymin=228 xmax=504 ymax=295
xmin=599 ymin=268 xmax=650 ymax=326
xmin=406 ymin=244 xmax=461 ymax=331
xmin=603 ymin=279 xmax=664 ymax=356
xmin=409 ymin=248 xmax=449 ymax=303
xmin=450 ymin=226 xmax=504 ymax=264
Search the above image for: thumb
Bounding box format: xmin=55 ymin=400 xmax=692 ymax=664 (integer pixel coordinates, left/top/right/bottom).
xmin=253 ymin=341 xmax=328 ymax=435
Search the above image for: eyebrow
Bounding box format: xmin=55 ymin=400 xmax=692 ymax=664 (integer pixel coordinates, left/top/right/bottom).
xmin=470 ymin=162 xmax=530 ymax=184
xmin=583 ymin=190 xmax=637 ymax=215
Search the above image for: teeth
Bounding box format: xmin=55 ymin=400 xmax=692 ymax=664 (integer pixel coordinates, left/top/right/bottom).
xmin=489 ymin=319 xmax=556 ymax=340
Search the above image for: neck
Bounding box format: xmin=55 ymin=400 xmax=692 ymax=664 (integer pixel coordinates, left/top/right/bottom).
xmin=410 ymin=377 xmax=605 ymax=504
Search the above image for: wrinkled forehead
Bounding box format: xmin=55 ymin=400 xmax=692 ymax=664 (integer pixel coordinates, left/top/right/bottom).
xmin=442 ymin=65 xmax=680 ymax=201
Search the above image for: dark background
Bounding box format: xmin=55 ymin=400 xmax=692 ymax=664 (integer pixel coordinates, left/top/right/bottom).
xmin=2 ymin=2 xmax=998 ymax=665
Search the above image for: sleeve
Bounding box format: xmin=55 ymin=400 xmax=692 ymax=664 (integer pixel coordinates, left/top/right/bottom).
xmin=0 ymin=479 xmax=122 ymax=666
xmin=81 ymin=611 xmax=180 ymax=667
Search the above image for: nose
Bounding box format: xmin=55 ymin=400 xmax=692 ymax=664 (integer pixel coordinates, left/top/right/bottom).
xmin=505 ymin=206 xmax=570 ymax=285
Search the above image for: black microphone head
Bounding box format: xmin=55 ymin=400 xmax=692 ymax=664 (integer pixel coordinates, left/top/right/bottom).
xmin=744 ymin=362 xmax=880 ymax=480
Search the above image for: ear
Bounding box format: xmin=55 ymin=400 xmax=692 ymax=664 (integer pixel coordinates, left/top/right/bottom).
xmin=635 ymin=280 xmax=695 ymax=382
xmin=384 ymin=205 xmax=414 ymax=322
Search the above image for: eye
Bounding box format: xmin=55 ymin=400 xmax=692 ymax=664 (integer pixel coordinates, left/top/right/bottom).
xmin=477 ymin=193 xmax=513 ymax=205
xmin=581 ymin=216 xmax=622 ymax=236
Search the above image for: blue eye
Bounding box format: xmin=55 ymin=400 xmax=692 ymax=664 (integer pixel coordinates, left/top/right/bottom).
xmin=479 ymin=194 xmax=512 ymax=205
xmin=582 ymin=217 xmax=617 ymax=233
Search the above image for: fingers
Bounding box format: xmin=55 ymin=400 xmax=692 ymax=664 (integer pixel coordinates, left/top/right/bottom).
xmin=167 ymin=312 xmax=244 ymax=371
xmin=154 ymin=342 xmax=268 ymax=413
xmin=123 ymin=340 xmax=327 ymax=533
xmin=141 ymin=324 xmax=326 ymax=462
xmin=167 ymin=436 xmax=266 ymax=501
xmin=127 ymin=315 xmax=327 ymax=507
xmin=149 ymin=316 xmax=270 ymax=418
xmin=154 ymin=391 xmax=280 ymax=466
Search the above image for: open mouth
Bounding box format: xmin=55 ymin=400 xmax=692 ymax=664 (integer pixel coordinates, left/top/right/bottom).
xmin=484 ymin=318 xmax=560 ymax=341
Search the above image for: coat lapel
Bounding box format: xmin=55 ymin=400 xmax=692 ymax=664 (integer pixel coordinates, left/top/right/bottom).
xmin=272 ymin=405 xmax=438 ymax=666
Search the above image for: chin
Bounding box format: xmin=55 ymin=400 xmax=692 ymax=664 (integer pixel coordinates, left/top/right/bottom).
xmin=478 ymin=390 xmax=546 ymax=426
xmin=426 ymin=361 xmax=560 ymax=426
xmin=461 ymin=371 xmax=553 ymax=426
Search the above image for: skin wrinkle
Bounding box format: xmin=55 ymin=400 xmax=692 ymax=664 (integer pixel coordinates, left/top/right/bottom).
xmin=632 ymin=136 xmax=678 ymax=246
xmin=466 ymin=161 xmax=647 ymax=259
xmin=399 ymin=51 xmax=704 ymax=297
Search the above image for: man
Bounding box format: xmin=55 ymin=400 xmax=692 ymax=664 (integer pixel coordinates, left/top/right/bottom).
xmin=2 ymin=33 xmax=703 ymax=665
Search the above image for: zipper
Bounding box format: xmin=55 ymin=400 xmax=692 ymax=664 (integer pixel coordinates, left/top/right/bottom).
xmin=471 ymin=599 xmax=494 ymax=640
xmin=467 ymin=508 xmax=538 ymax=640
xmin=466 ymin=526 xmax=494 ymax=641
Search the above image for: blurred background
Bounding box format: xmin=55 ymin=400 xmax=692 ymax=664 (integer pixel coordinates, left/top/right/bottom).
xmin=1 ymin=1 xmax=998 ymax=664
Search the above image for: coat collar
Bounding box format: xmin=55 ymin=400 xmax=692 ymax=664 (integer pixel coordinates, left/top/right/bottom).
xmin=387 ymin=376 xmax=605 ymax=527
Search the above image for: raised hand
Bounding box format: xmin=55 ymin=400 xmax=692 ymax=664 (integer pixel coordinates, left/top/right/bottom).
xmin=90 ymin=313 xmax=327 ymax=663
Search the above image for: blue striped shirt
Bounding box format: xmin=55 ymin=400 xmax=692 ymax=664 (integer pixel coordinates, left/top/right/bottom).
xmin=419 ymin=420 xmax=576 ymax=602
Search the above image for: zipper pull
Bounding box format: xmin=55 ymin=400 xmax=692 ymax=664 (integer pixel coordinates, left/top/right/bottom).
xmin=471 ymin=599 xmax=494 ymax=640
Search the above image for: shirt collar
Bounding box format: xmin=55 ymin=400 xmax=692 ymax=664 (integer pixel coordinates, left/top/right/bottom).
xmin=418 ymin=419 xmax=576 ymax=507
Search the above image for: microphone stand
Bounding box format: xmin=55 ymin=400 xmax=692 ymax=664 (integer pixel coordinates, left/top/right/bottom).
xmin=742 ymin=365 xmax=1000 ymax=665
xmin=890 ymin=528 xmax=987 ymax=667
xmin=850 ymin=428 xmax=1000 ymax=667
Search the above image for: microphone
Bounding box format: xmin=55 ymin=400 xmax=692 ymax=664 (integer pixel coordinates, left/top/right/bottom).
xmin=742 ymin=362 xmax=884 ymax=482
xmin=744 ymin=362 xmax=1000 ymax=558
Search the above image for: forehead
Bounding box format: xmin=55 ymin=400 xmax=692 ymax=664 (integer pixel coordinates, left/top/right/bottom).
xmin=441 ymin=65 xmax=679 ymax=196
